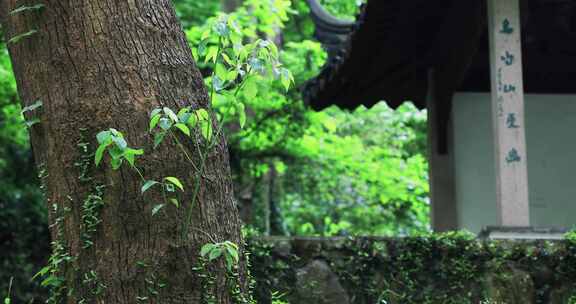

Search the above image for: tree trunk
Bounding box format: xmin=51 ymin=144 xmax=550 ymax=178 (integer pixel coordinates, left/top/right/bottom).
xmin=1 ymin=1 xmax=248 ymax=303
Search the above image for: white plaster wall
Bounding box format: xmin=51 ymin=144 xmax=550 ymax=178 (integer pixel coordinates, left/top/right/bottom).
xmin=453 ymin=93 xmax=576 ymax=233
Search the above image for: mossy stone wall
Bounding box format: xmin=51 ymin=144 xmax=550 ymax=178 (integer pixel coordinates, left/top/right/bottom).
xmin=247 ymin=234 xmax=576 ymax=304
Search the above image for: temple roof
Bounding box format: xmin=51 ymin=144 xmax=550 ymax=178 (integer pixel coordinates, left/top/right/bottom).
xmin=304 ymin=0 xmax=576 ymax=112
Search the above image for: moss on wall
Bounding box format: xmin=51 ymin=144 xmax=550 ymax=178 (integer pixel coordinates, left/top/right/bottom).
xmin=247 ymin=232 xmax=576 ymax=304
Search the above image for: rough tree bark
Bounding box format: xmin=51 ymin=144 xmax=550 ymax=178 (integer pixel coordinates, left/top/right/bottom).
xmin=1 ymin=1 xmax=248 ymax=303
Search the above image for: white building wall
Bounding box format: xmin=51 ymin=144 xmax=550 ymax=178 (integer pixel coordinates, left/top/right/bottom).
xmin=452 ymin=93 xmax=576 ymax=233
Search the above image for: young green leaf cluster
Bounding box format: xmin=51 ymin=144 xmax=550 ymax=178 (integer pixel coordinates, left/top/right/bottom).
xmin=197 ymin=14 xmax=294 ymax=128
xmin=200 ymin=241 xmax=240 ymax=272
xmin=95 ymin=129 xmax=144 ymax=169
xmin=149 ymin=106 xmax=213 ymax=145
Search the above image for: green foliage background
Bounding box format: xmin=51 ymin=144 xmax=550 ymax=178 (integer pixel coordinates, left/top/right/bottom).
xmin=0 ymin=0 xmax=428 ymax=301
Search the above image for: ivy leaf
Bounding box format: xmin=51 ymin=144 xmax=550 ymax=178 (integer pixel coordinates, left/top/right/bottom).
xmin=152 ymin=204 xmax=165 ymax=216
xmin=164 ymin=177 xmax=184 ymax=192
xmin=8 ymin=30 xmax=38 ymax=44
xmin=24 ymin=119 xmax=40 ymax=128
xmin=20 ymin=100 xmax=43 ymax=114
xmin=10 ymin=4 xmax=45 ymax=15
xmin=141 ymin=180 xmax=160 ymax=193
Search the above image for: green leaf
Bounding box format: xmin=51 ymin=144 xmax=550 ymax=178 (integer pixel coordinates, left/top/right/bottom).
xmin=111 ymin=157 xmax=123 ymax=170
xmin=196 ymin=109 xmax=210 ymax=122
xmin=174 ymin=123 xmax=191 ymax=137
xmin=5 ymin=297 xmax=11 ymax=304
xmin=96 ymin=131 xmax=111 ymax=144
xmin=237 ymin=103 xmax=246 ymax=128
xmin=200 ymin=244 xmax=215 ymax=258
xmin=200 ymin=120 xmax=213 ymax=142
xmin=141 ymin=180 xmax=159 ymax=193
xmin=20 ymin=100 xmax=43 ymax=114
xmin=153 ymin=132 xmax=166 ymax=149
xmin=195 ymin=109 xmax=212 ymax=141
xmin=149 ymin=114 xmax=161 ymax=131
xmin=215 ymin=64 xmax=228 ymax=81
xmin=208 ymin=247 xmax=222 ymax=261
xmin=201 ymin=30 xmax=211 ymax=41
xmin=127 ymin=148 xmax=144 ymax=156
xmin=150 ymin=108 xmax=162 ymax=117
xmin=177 ymin=107 xmax=190 ymax=119
xmin=123 ymin=152 xmax=135 ymax=166
xmin=10 ymin=4 xmax=45 ymax=15
xmin=163 ymin=107 xmax=179 ymax=122
xmin=112 ymin=136 xmax=128 ymax=150
xmin=225 ymin=243 xmax=239 ymax=263
xmin=169 ymin=198 xmax=179 ymax=208
xmin=94 ymin=144 xmax=107 ymax=166
xmin=24 ymin=119 xmax=40 ymax=128
xmin=205 ymin=46 xmax=219 ymax=64
xmin=164 ymin=177 xmax=184 ymax=192
xmin=159 ymin=117 xmax=172 ymax=131
xmin=186 ymin=113 xmax=198 ymax=127
xmin=109 ymin=128 xmax=121 ymax=137
xmin=108 ymin=146 xmax=123 ymax=159
xmin=32 ymin=266 xmax=50 ymax=280
xmin=221 ymin=53 xmax=234 ymax=66
xmin=152 ymin=204 xmax=165 ymax=216
xmin=224 ymin=254 xmax=233 ymax=271
xmin=8 ymin=30 xmax=38 ymax=44
xmin=227 ymin=69 xmax=239 ymax=82
xmin=243 ymin=78 xmax=258 ymax=99
xmin=124 ymin=148 xmax=144 ymax=163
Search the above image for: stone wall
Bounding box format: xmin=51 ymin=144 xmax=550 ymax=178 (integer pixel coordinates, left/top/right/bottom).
xmin=247 ymin=233 xmax=576 ymax=304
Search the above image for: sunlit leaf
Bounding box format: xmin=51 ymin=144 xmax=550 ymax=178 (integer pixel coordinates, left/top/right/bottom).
xmin=152 ymin=204 xmax=165 ymax=216
xmin=164 ymin=177 xmax=184 ymax=192
xmin=141 ymin=180 xmax=159 ymax=193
